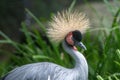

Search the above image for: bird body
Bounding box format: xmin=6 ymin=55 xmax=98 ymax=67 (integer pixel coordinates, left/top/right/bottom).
xmin=2 ymin=10 xmax=89 ymax=80
xmin=3 ymin=62 xmax=70 ymax=80
xmin=2 ymin=41 xmax=88 ymax=80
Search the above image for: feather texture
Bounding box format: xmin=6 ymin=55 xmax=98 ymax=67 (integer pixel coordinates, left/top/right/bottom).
xmin=2 ymin=62 xmax=83 ymax=80
xmin=47 ymin=10 xmax=89 ymax=43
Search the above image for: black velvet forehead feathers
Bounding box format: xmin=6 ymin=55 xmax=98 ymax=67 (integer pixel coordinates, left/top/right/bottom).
xmin=72 ymin=30 xmax=82 ymax=42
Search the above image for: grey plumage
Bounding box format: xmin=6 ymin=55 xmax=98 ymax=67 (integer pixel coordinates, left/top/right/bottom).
xmin=2 ymin=41 xmax=88 ymax=80
xmin=2 ymin=10 xmax=89 ymax=80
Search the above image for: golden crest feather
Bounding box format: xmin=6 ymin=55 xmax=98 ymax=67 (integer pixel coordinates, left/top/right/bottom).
xmin=47 ymin=10 xmax=90 ymax=43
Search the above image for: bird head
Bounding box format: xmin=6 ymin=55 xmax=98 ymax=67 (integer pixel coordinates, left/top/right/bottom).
xmin=47 ymin=10 xmax=89 ymax=49
xmin=65 ymin=30 xmax=86 ymax=50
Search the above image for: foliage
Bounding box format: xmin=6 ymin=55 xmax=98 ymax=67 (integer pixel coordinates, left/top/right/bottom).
xmin=0 ymin=0 xmax=120 ymax=80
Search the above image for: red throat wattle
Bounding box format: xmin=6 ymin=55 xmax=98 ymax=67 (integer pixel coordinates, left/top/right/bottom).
xmin=73 ymin=46 xmax=77 ymax=50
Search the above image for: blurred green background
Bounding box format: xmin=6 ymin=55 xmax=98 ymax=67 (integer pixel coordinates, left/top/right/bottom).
xmin=0 ymin=0 xmax=120 ymax=80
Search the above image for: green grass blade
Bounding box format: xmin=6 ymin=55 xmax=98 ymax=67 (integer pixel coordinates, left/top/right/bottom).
xmin=68 ymin=0 xmax=76 ymax=12
xmin=25 ymin=8 xmax=46 ymax=32
xmin=32 ymin=55 xmax=54 ymax=61
xmin=96 ymin=75 xmax=104 ymax=80
xmin=111 ymin=8 xmax=120 ymax=28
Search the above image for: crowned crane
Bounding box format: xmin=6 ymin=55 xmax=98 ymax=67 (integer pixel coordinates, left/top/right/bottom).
xmin=2 ymin=10 xmax=89 ymax=80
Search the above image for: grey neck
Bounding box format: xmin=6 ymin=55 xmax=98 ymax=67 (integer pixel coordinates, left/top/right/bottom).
xmin=62 ymin=41 xmax=88 ymax=76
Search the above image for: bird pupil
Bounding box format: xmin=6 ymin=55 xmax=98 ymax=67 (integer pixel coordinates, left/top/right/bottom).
xmin=72 ymin=30 xmax=82 ymax=41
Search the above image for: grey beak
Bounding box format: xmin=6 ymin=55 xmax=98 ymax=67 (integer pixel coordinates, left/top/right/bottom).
xmin=76 ymin=42 xmax=87 ymax=50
